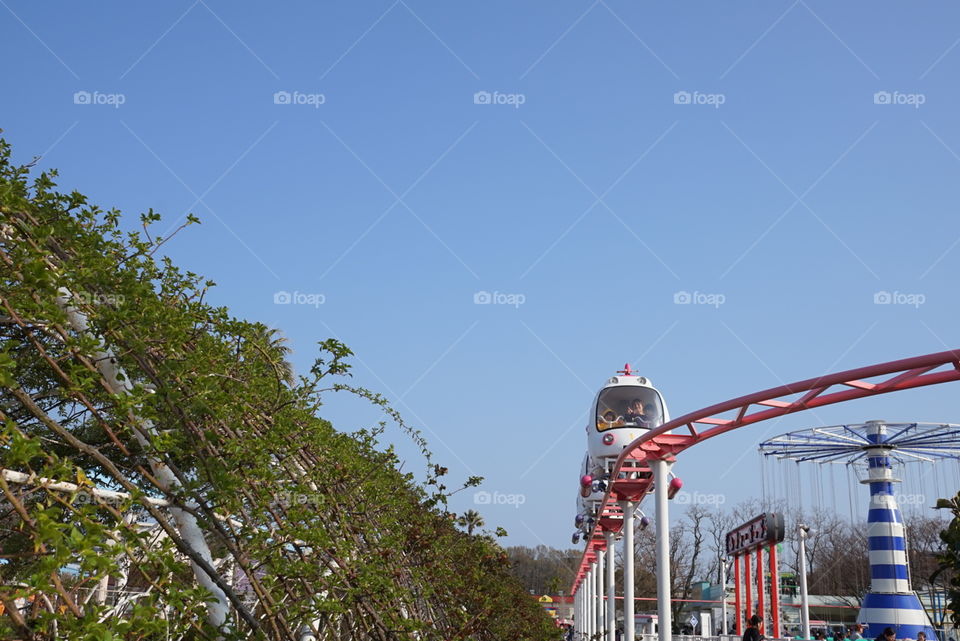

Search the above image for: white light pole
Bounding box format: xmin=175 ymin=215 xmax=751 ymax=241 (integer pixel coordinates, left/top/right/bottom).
xmin=721 ymin=555 xmax=728 ymax=635
xmin=798 ymin=524 xmax=812 ymax=641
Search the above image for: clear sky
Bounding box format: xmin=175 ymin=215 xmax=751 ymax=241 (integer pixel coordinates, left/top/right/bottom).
xmin=4 ymin=1 xmax=960 ymax=549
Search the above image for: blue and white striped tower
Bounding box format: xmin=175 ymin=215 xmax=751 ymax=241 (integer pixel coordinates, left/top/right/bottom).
xmin=761 ymin=420 xmax=960 ymax=640
xmin=857 ymin=421 xmax=936 ymax=641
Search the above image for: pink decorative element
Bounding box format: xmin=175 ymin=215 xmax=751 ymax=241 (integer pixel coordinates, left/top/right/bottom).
xmin=668 ymin=477 xmax=683 ymax=499
xmin=580 ymin=475 xmax=592 ymax=487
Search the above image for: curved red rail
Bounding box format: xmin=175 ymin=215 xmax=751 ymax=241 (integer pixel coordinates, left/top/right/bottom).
xmin=572 ymin=348 xmax=960 ymax=590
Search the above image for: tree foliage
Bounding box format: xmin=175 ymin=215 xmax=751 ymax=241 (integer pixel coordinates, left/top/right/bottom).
xmin=0 ymin=137 xmax=555 ymax=641
xmin=934 ymin=492 xmax=960 ymax=627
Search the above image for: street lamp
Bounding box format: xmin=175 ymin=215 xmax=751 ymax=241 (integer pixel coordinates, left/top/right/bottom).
xmin=798 ymin=524 xmax=812 ymax=641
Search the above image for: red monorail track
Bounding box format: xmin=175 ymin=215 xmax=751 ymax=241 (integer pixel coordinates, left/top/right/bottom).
xmin=572 ymin=348 xmax=960 ymax=591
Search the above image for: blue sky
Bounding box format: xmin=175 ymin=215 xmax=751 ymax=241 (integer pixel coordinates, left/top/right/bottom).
xmin=4 ymin=1 xmax=960 ymax=549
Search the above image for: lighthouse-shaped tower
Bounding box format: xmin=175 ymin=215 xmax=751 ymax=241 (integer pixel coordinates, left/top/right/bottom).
xmin=857 ymin=421 xmax=935 ymax=640
xmin=760 ymin=421 xmax=960 ymax=640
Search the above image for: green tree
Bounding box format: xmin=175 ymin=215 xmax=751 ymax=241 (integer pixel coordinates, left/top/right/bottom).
xmin=0 ymin=137 xmax=556 ymax=641
xmin=934 ymin=493 xmax=960 ymax=626
xmin=458 ymin=510 xmax=485 ymax=535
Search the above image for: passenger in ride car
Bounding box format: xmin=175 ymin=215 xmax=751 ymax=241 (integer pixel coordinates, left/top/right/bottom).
xmin=624 ymin=399 xmax=651 ymax=426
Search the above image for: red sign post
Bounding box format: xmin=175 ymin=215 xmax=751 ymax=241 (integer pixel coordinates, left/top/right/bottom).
xmin=726 ymin=514 xmax=784 ymax=638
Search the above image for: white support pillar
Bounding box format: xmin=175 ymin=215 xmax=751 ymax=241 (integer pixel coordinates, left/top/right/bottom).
xmin=590 ymin=561 xmax=597 ymax=639
xmin=597 ymin=549 xmax=605 ymax=637
xmin=587 ymin=563 xmax=595 ymax=640
xmin=582 ymin=583 xmax=587 ymax=639
xmin=623 ymin=500 xmax=635 ymax=641
xmin=576 ymin=588 xmax=582 ymax=638
xmin=584 ymin=567 xmax=591 ymax=640
xmin=605 ymin=531 xmax=616 ymax=641
xmin=581 ymin=575 xmax=586 ymax=640
xmin=651 ymin=459 xmax=674 ymax=641
xmin=95 ymin=572 xmax=110 ymax=605
xmin=573 ymin=588 xmax=583 ymax=639
xmin=577 ymin=574 xmax=587 ymax=638
xmin=575 ymin=588 xmax=580 ymax=638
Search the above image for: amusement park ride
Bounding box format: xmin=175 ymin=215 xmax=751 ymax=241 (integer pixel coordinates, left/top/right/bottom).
xmin=761 ymin=421 xmax=960 ymax=641
xmin=573 ymin=365 xmax=676 ymax=546
xmin=568 ymin=349 xmax=960 ymax=641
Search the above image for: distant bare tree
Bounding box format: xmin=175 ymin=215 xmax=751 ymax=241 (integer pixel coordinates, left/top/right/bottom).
xmin=706 ymin=508 xmax=737 ymax=584
xmin=805 ymin=511 xmax=869 ymax=607
xmin=633 ymin=505 xmax=710 ymax=628
xmin=674 ymin=505 xmax=709 ymax=627
xmin=505 ymin=545 xmax=581 ymax=595
xmin=905 ymin=513 xmax=951 ymax=590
